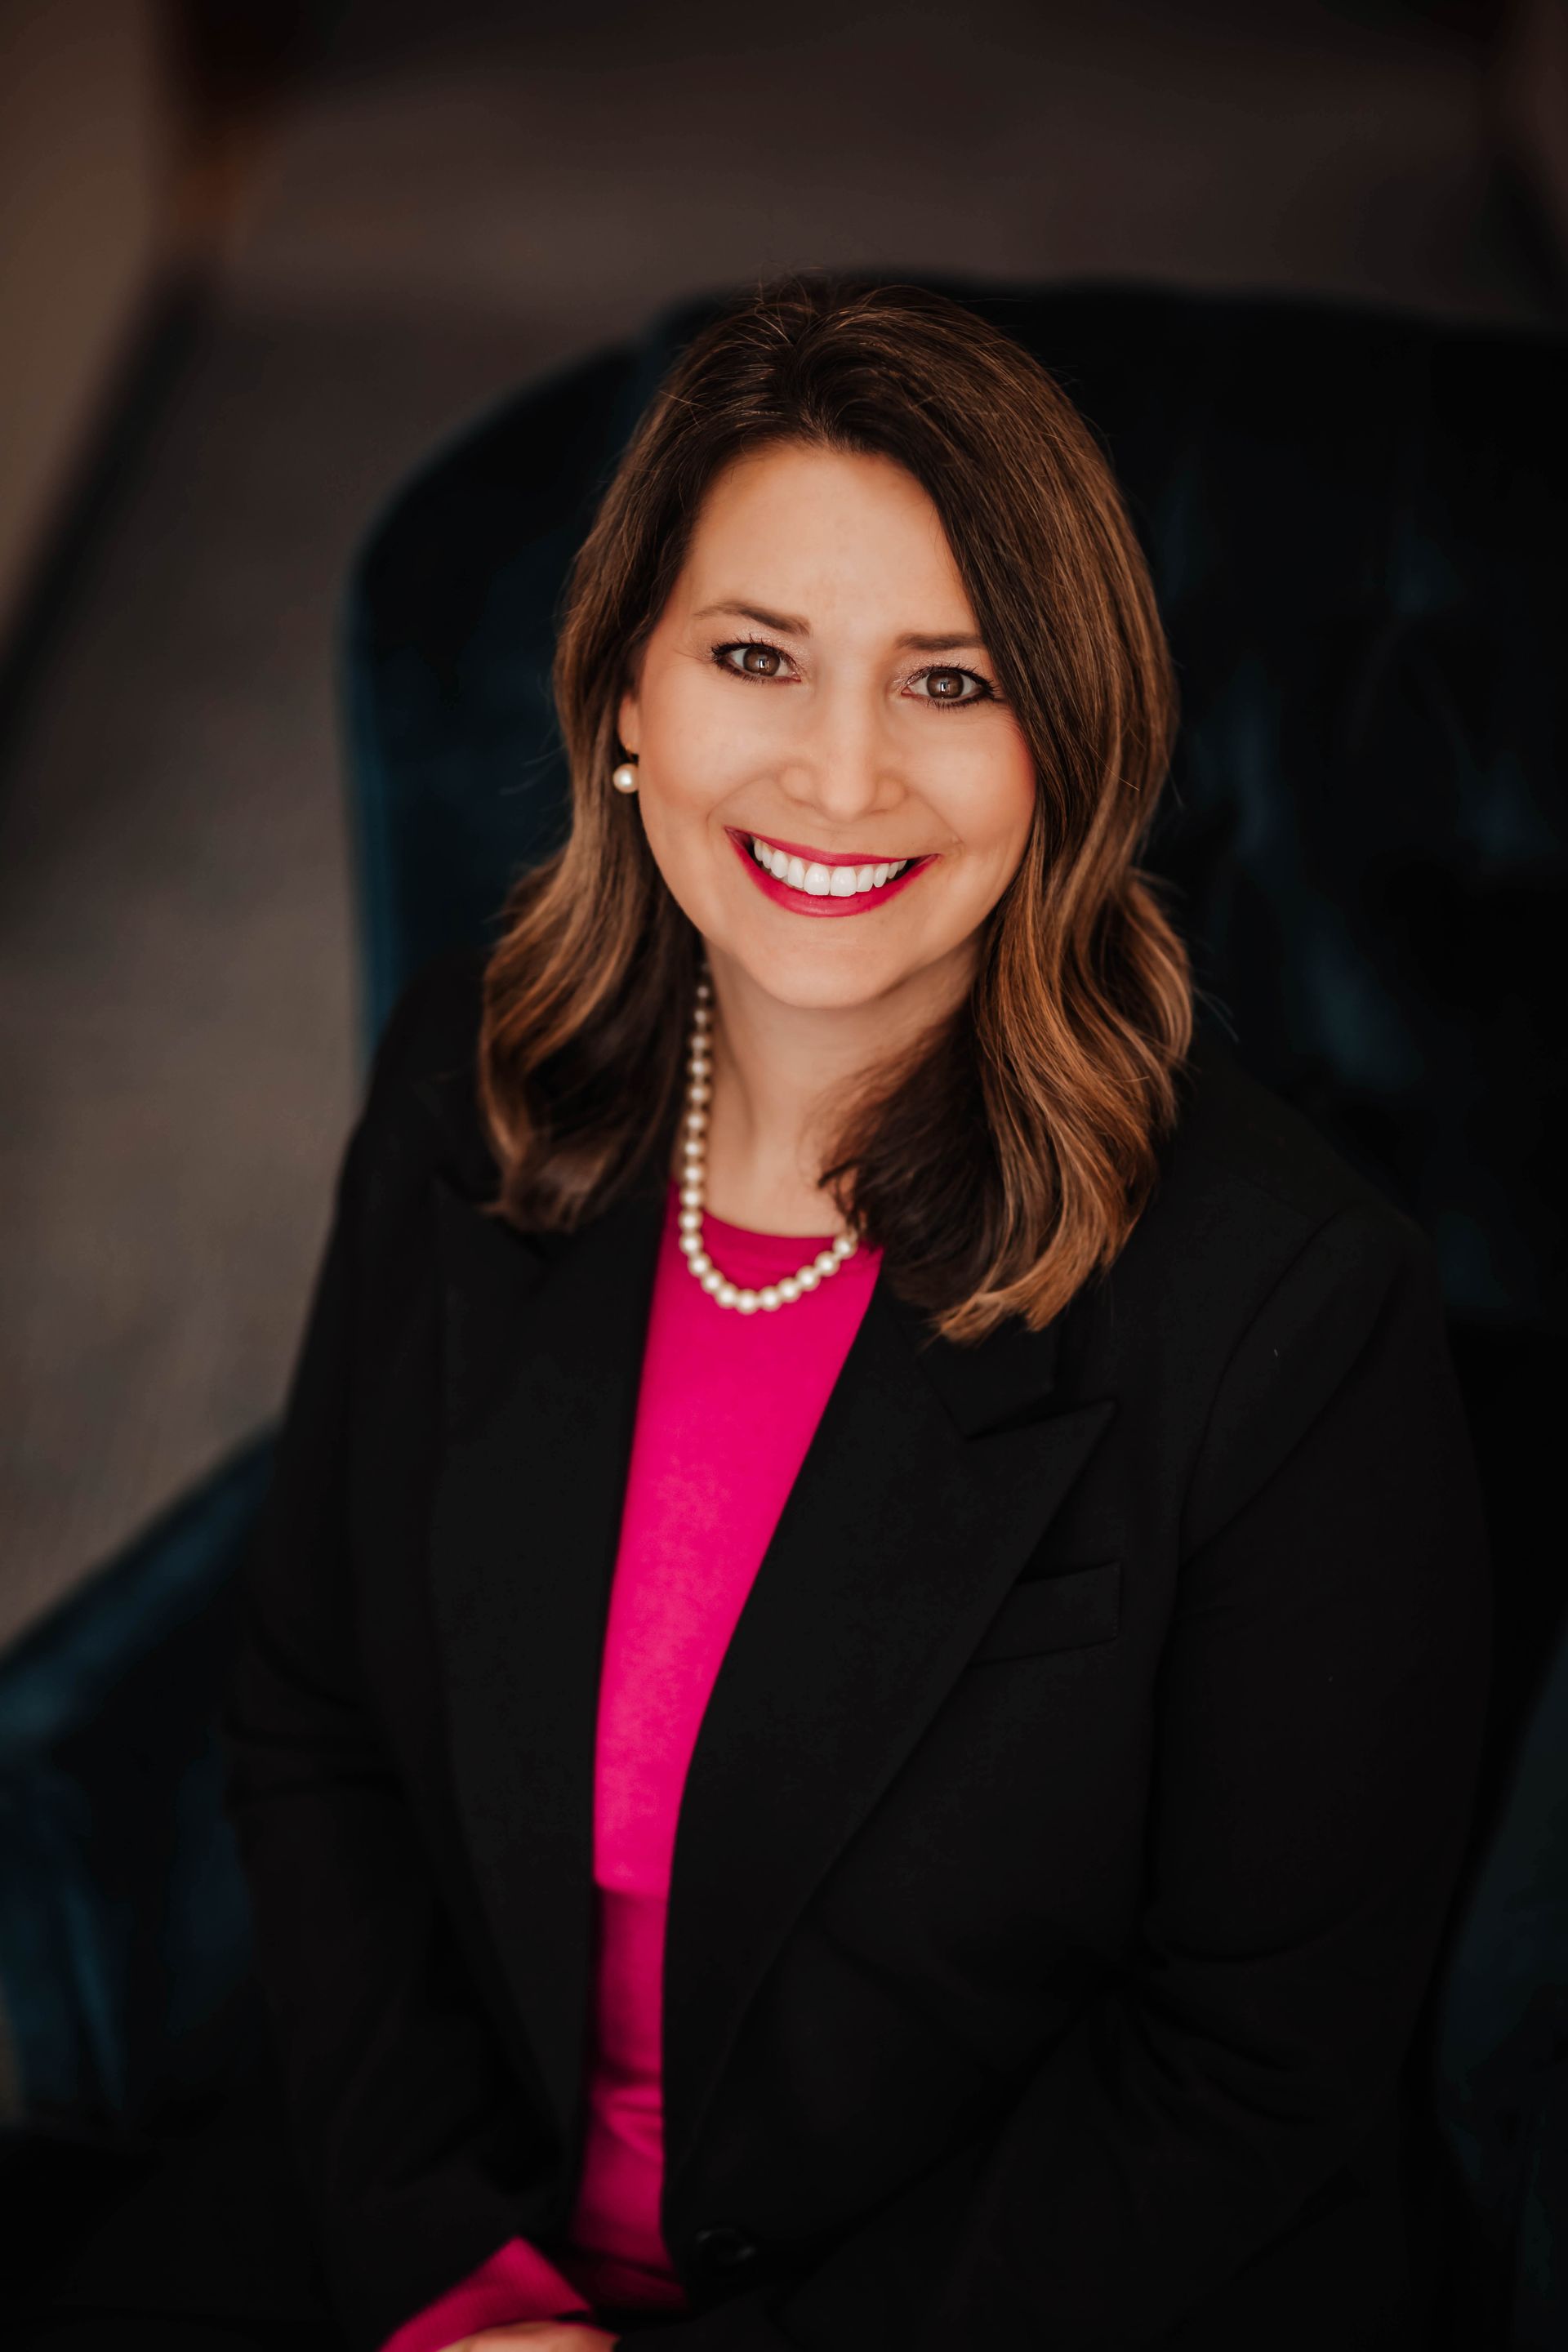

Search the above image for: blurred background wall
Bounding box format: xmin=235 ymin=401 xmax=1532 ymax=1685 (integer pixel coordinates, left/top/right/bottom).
xmin=0 ymin=0 xmax=1564 ymax=1649
xmin=0 ymin=2 xmax=167 ymax=646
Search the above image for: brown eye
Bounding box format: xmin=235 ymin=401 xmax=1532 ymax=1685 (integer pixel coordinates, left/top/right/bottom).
xmin=720 ymin=642 xmax=786 ymax=678
xmin=913 ymin=666 xmax=987 ymax=705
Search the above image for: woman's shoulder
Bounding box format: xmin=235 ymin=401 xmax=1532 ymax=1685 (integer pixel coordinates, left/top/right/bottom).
xmin=1148 ymin=1015 xmax=1438 ymax=1309
xmin=1129 ymin=1022 xmax=1464 ymax=1562
xmin=350 ymin=963 xmax=1437 ymax=1316
xmin=1175 ymin=1025 xmax=1419 ymax=1251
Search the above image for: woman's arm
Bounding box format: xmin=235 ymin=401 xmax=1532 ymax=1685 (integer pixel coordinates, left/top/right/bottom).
xmin=626 ymin=1202 xmax=1493 ymax=2352
xmin=220 ymin=971 xmax=586 ymax=2351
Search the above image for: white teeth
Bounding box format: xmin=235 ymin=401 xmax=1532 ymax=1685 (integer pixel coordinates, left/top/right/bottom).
xmin=748 ymin=840 xmax=917 ymax=895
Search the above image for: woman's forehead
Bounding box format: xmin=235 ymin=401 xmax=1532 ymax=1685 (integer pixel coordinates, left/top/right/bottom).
xmin=670 ymin=443 xmax=979 ymax=639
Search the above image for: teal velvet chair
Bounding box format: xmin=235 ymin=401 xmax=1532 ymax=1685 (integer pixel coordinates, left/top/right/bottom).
xmin=2 ymin=281 xmax=1563 ymax=2342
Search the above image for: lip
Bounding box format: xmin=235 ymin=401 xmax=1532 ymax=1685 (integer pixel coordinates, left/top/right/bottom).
xmin=726 ymin=828 xmax=936 ymax=919
xmin=746 ymin=830 xmax=912 ymax=869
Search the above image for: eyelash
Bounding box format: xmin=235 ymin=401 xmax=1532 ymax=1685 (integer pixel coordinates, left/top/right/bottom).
xmin=710 ymin=637 xmax=997 ymax=710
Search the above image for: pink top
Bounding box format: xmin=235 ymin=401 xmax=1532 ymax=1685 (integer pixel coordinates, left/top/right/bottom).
xmin=383 ymin=1183 xmax=881 ymax=2351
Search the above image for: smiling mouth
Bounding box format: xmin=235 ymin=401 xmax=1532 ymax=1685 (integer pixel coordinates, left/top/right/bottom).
xmin=728 ymin=828 xmax=935 ymax=915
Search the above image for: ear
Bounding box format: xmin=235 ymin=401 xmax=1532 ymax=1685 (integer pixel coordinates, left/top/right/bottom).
xmin=616 ymin=677 xmax=641 ymax=760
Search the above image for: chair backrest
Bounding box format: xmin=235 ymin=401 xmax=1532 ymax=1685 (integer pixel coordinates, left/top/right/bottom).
xmin=344 ymin=278 xmax=1567 ymax=1343
xmin=345 ymin=285 xmax=1567 ymax=2342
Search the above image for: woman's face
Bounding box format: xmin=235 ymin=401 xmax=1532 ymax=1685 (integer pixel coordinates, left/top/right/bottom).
xmin=617 ymin=442 xmax=1038 ymax=1016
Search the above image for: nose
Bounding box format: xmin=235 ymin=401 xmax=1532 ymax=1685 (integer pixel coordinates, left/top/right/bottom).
xmin=778 ymin=676 xmax=902 ymax=831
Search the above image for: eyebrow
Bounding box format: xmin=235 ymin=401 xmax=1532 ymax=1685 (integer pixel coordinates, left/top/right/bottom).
xmin=694 ymin=601 xmax=987 ymax=655
xmin=694 ymin=600 xmax=809 ymax=635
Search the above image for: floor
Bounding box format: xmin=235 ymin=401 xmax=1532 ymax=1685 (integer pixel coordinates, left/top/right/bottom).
xmin=0 ymin=0 xmax=1560 ymax=1646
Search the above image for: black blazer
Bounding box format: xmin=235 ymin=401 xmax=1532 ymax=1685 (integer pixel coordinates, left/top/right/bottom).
xmin=220 ymin=951 xmax=1491 ymax=2352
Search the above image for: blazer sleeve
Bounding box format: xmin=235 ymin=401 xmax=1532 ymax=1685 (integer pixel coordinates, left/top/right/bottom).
xmin=628 ymin=1200 xmax=1493 ymax=2352
xmin=218 ymin=974 xmax=581 ymax=2351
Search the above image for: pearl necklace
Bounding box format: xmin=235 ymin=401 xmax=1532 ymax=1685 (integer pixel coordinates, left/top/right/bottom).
xmin=676 ymin=971 xmax=859 ymax=1313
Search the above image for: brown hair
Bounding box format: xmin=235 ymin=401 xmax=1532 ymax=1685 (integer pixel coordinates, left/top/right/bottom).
xmin=479 ymin=276 xmax=1193 ymax=1342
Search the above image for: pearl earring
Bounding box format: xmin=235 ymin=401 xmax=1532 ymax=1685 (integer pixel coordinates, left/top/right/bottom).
xmin=611 ymin=760 xmax=639 ymax=795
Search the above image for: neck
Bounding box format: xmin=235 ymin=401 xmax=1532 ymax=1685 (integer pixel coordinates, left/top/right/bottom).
xmin=690 ymin=942 xmax=973 ymax=1236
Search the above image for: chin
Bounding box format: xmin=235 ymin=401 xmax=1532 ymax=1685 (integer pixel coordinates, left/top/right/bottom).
xmin=715 ymin=928 xmax=942 ymax=1015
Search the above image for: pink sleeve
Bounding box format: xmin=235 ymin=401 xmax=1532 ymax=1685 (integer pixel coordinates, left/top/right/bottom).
xmin=377 ymin=2237 xmax=595 ymax=2352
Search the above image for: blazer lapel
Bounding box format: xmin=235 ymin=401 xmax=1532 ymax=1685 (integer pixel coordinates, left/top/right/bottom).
xmin=427 ymin=1171 xmax=665 ymax=2151
xmin=661 ymin=1285 xmax=1116 ymax=2196
xmin=428 ymin=1174 xmax=1114 ymax=2206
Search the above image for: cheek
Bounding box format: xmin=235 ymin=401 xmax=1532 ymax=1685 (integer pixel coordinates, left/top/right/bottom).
xmin=639 ymin=666 xmax=746 ymax=813
xmin=933 ymin=729 xmax=1038 ymax=873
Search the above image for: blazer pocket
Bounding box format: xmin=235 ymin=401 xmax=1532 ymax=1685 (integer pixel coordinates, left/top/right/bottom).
xmin=968 ymin=1559 xmax=1121 ymax=1662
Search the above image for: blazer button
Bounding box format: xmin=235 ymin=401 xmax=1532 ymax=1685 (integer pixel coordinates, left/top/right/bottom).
xmin=692 ymin=2221 xmax=760 ymax=2271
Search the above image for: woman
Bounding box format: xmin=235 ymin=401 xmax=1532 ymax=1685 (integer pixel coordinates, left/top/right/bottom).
xmin=219 ymin=278 xmax=1487 ymax=2352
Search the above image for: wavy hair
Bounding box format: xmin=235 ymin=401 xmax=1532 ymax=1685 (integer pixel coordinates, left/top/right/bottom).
xmin=479 ymin=276 xmax=1193 ymax=1342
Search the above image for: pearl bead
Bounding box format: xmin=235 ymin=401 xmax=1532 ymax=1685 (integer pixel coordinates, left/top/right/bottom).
xmin=678 ymin=962 xmax=861 ymax=1314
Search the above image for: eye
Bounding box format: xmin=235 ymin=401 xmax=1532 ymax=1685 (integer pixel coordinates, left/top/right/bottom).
xmin=715 ymin=639 xmax=793 ymax=679
xmin=907 ymin=665 xmax=993 ymax=707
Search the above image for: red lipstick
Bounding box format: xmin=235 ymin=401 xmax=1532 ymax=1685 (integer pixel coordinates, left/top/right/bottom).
xmin=726 ymin=829 xmax=935 ymax=919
